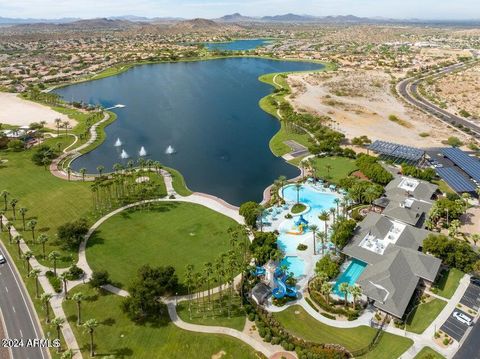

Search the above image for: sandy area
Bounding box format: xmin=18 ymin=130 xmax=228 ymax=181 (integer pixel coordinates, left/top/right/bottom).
xmin=286 ymin=69 xmax=469 ymax=148
xmin=460 ymin=207 xmax=480 ymax=236
xmin=0 ymin=92 xmax=72 ymax=129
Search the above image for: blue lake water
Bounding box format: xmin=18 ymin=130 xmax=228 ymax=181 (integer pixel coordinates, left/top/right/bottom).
xmin=203 ymin=39 xmax=270 ymax=51
xmin=54 ymin=58 xmax=323 ymax=205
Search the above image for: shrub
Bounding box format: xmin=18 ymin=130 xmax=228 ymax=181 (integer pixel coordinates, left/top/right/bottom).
xmin=45 ymin=271 xmax=62 ymax=293
xmin=314 ymin=254 xmax=340 ymax=280
xmin=67 ymin=264 xmax=84 ymax=280
xmin=31 ymin=144 xmax=56 ymax=165
xmin=57 ymin=218 xmax=89 ymax=249
xmin=443 ymin=338 xmax=450 ymax=345
xmin=89 ymin=270 xmax=111 ymax=289
xmin=321 ymin=312 xmax=336 ymax=320
xmin=355 ymin=154 xmax=393 ymax=185
xmin=297 ymin=244 xmax=308 ymax=251
xmin=239 ymin=201 xmax=261 ymax=228
xmin=248 ymin=312 xmax=255 ymax=321
xmin=8 ymin=139 xmax=24 ymax=152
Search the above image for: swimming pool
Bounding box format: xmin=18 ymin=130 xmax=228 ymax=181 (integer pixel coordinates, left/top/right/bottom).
xmin=280 ymin=256 xmax=305 ymax=278
xmin=333 ymin=259 xmax=367 ymax=297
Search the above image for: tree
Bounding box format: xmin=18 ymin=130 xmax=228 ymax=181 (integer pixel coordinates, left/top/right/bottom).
xmin=204 ymin=262 xmax=213 ymax=309
xmin=309 ymin=224 xmax=319 ymax=255
xmin=37 ymin=234 xmax=49 ymax=258
xmin=31 ymin=145 xmax=55 ymax=166
xmin=9 ymin=198 xmax=18 ymax=220
xmin=319 ymin=210 xmax=330 ymax=239
xmin=471 ymin=234 xmax=480 ymax=247
xmin=62 ymin=121 xmax=70 ymax=137
xmin=122 ymin=265 xmax=178 ymax=322
xmin=72 ymin=292 xmax=85 ymax=325
xmin=48 ymin=251 xmax=61 ymax=276
xmin=40 ymin=293 xmax=53 ymax=323
xmin=321 ymin=282 xmax=333 ymax=306
xmin=330 ymin=218 xmax=357 ymax=251
xmin=96 ymin=165 xmax=105 ymax=177
xmin=349 ymin=285 xmax=362 ymax=309
xmin=339 ymin=282 xmax=350 ymax=308
xmin=185 ymin=264 xmax=194 ymax=320
xmin=294 ymin=182 xmax=302 ymax=204
xmin=14 ymin=235 xmax=23 ymax=257
xmin=50 ymin=317 xmax=65 ymax=352
xmin=55 ymin=118 xmax=62 ymax=135
xmin=23 ymin=250 xmax=33 ymax=272
xmin=89 ymin=270 xmax=110 ymax=290
xmin=423 ymin=234 xmax=478 ymax=272
xmin=318 ymin=231 xmax=326 ymax=255
xmin=26 ymin=219 xmax=37 ymax=241
xmin=61 ymin=349 xmax=74 ymax=359
xmin=0 ymin=190 xmax=8 ymax=211
xmin=29 ymin=269 xmax=41 ymax=298
xmin=19 ymin=207 xmax=28 ymax=230
xmin=57 ymin=218 xmax=89 ymax=249
xmin=239 ymin=201 xmax=261 ymax=228
xmin=278 ymin=175 xmax=287 ymax=200
xmin=83 ymin=318 xmax=99 ymax=357
xmin=80 ymin=168 xmax=87 ymax=181
xmin=315 ymin=254 xmax=340 ymax=280
xmin=59 ymin=272 xmax=69 ymax=298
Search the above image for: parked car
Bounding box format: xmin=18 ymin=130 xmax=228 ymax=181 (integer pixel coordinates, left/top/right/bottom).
xmin=453 ymin=311 xmax=472 ymax=326
xmin=470 ymin=277 xmax=480 ymax=286
xmin=0 ymin=254 xmax=5 ymax=264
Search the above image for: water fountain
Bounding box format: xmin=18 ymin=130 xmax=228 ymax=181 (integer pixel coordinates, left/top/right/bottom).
xmin=114 ymin=138 xmax=122 ymax=147
xmin=120 ymin=149 xmax=129 ymax=159
xmin=165 ymin=145 xmax=175 ymax=154
xmin=139 ymin=146 xmax=147 ymax=157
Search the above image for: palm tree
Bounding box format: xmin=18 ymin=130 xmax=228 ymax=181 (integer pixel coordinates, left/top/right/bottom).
xmin=26 ymin=219 xmax=37 ymax=241
xmin=23 ymin=250 xmax=33 ymax=272
xmin=0 ymin=190 xmax=8 ymax=211
xmin=329 ymin=207 xmax=336 ymax=224
xmin=0 ymin=211 xmax=4 ymax=231
xmin=363 ymin=187 xmax=378 ymax=209
xmin=471 ymin=233 xmax=480 ymax=247
xmin=83 ymin=318 xmax=99 ymax=357
xmin=59 ymin=272 xmax=69 ymax=298
xmin=334 ymin=198 xmax=340 ymax=216
xmin=62 ymin=120 xmax=70 ymax=137
xmin=325 ymin=164 xmax=332 ymax=179
xmin=96 ymin=165 xmax=105 ymax=177
xmin=319 ymin=210 xmax=330 ymax=237
xmin=61 ymin=349 xmax=74 ymax=359
xmin=185 ymin=265 xmax=194 ymax=320
xmin=48 ymin=251 xmax=61 ymax=276
xmin=67 ymin=166 xmax=71 ymax=181
xmin=318 ymin=231 xmax=326 ymax=255
xmin=294 ymin=182 xmax=302 ymax=204
xmin=14 ymin=235 xmax=23 ymax=257
xmin=278 ymin=175 xmax=287 ymax=200
xmin=50 ymin=317 xmax=65 ymax=352
xmin=80 ymin=168 xmax=87 ymax=181
xmin=6 ymin=223 xmax=12 ymax=244
xmin=29 ymin=269 xmax=41 ymax=298
xmin=10 ymin=198 xmax=18 ymax=220
xmin=461 ymin=192 xmax=471 ymax=213
xmin=37 ymin=234 xmax=49 ymax=258
xmin=349 ymin=285 xmax=362 ymax=309
xmin=309 ymin=224 xmax=319 ymax=254
xmin=339 ymin=282 xmax=350 ymax=308
xmin=72 ymin=292 xmax=85 ymax=325
xmin=40 ymin=293 xmax=53 ymax=323
xmin=54 ymin=118 xmax=62 ymax=135
xmin=204 ymin=262 xmax=213 ymax=310
xmin=19 ymin=207 xmax=28 ymax=230
xmin=321 ymin=282 xmax=333 ymax=306
xmin=256 ymin=205 xmax=265 ymax=232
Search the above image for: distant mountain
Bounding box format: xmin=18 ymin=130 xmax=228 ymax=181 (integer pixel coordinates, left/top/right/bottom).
xmin=261 ymin=13 xmax=317 ymax=22
xmin=169 ymin=18 xmax=243 ymax=32
xmin=217 ymin=13 xmax=257 ymax=22
xmin=107 ymin=15 xmax=151 ymax=21
xmin=0 ymin=16 xmax=80 ymax=25
xmin=63 ymin=18 xmax=139 ymax=29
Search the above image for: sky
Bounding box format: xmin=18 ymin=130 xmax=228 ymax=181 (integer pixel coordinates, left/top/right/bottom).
xmin=0 ymin=0 xmax=479 ymax=20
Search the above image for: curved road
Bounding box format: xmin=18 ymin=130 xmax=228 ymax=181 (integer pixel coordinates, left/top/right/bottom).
xmin=397 ymin=61 xmax=480 ymax=139
xmin=0 ymin=242 xmax=49 ymax=359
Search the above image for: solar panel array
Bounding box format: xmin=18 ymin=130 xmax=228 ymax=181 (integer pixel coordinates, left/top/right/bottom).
xmin=369 ymin=140 xmax=425 ymax=161
xmin=441 ymin=147 xmax=480 ymax=183
xmin=436 ymin=167 xmax=477 ymax=193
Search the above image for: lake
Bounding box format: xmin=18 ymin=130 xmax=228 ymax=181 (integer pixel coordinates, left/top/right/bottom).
xmin=55 ymin=58 xmax=323 ymax=205
xmin=203 ymin=39 xmax=270 ymax=51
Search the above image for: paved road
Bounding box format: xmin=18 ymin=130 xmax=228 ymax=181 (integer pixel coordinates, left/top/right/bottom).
xmin=0 ymin=244 xmax=48 ymax=359
xmin=454 ymin=320 xmax=480 ymax=359
xmin=397 ymin=61 xmax=480 ymax=139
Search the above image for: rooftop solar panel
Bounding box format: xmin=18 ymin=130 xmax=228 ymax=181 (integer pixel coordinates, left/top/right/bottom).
xmin=441 ymin=148 xmax=480 ymax=183
xmin=369 ymin=140 xmax=424 ymax=161
xmin=436 ymin=167 xmax=477 ymax=193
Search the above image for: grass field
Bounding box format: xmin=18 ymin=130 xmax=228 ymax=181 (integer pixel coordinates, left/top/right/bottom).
xmin=87 ymin=202 xmax=242 ymax=289
xmin=406 ymin=299 xmax=447 ymax=334
xmin=274 ymin=306 xmax=412 ymax=358
xmin=414 ymin=346 xmax=445 ymax=358
xmin=432 ymin=268 xmax=464 ymax=299
xmin=310 ymin=156 xmax=358 ymax=183
xmin=176 ymin=291 xmax=246 ymax=331
xmin=164 ymin=166 xmax=193 ymax=196
xmin=63 ymin=285 xmax=258 ymax=359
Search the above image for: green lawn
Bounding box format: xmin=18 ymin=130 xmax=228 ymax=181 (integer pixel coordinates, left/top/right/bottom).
xmin=274 ymin=306 xmax=412 ymax=358
xmin=63 ymin=285 xmax=258 ymax=359
xmin=176 ymin=291 xmax=246 ymax=331
xmin=432 ymin=268 xmax=464 ymax=299
xmin=414 ymin=346 xmax=445 ymax=359
xmin=87 ymin=202 xmax=242 ymax=289
xmin=164 ymin=166 xmax=193 ymax=196
xmin=406 ymin=299 xmax=447 ymax=334
xmin=310 ymin=156 xmax=358 ymax=183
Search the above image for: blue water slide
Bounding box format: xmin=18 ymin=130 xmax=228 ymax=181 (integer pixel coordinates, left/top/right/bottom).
xmin=272 ymin=277 xmax=287 ymax=299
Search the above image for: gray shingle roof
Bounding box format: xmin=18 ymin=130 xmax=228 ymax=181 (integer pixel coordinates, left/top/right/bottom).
xmin=385 ymin=176 xmax=438 ymax=202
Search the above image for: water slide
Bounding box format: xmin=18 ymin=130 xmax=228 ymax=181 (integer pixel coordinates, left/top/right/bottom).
xmin=272 ymin=271 xmax=297 ymax=299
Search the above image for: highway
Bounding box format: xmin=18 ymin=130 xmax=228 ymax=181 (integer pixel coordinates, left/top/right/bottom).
xmin=0 ymin=242 xmax=49 ymax=359
xmin=397 ymin=61 xmax=480 ymax=139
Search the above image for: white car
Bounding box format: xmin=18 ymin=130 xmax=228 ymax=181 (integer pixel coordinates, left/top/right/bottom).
xmin=0 ymin=254 xmax=5 ymax=264
xmin=453 ymin=311 xmax=472 ymax=326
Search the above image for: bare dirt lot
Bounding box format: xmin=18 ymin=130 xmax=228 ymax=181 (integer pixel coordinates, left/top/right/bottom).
xmin=286 ymin=69 xmax=469 ymax=147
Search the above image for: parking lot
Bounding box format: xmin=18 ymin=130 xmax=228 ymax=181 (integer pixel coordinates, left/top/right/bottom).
xmin=440 ymin=284 xmax=480 ymax=342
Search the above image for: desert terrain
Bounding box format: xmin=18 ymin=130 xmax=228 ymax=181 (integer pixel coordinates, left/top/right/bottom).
xmin=286 ymin=69 xmax=470 ymax=147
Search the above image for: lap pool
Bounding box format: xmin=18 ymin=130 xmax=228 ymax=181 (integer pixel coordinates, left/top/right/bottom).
xmin=333 ymin=259 xmax=367 ymax=297
xmin=280 ymin=256 xmax=305 ymax=278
